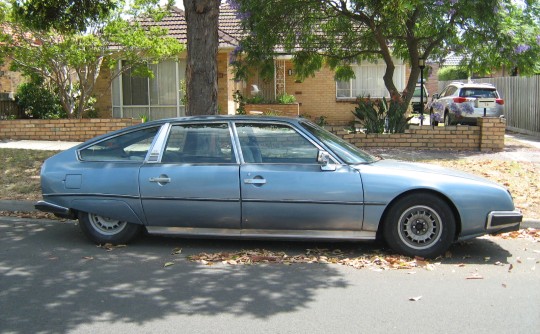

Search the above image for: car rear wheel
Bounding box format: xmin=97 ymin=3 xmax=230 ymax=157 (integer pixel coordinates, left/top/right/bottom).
xmin=383 ymin=193 xmax=456 ymax=258
xmin=78 ymin=212 xmax=142 ymax=244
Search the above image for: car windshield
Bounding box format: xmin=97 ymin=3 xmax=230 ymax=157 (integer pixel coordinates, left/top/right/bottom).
xmin=300 ymin=121 xmax=378 ymax=164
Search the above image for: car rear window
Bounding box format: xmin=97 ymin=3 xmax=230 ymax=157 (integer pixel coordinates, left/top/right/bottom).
xmin=459 ymin=88 xmax=498 ymax=98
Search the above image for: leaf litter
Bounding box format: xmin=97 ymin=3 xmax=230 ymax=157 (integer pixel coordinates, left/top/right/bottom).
xmin=187 ymin=248 xmax=440 ymax=271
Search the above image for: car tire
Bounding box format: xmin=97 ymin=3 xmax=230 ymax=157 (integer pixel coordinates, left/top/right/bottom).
xmin=383 ymin=193 xmax=456 ymax=258
xmin=78 ymin=211 xmax=142 ymax=244
xmin=444 ymin=112 xmax=452 ymax=126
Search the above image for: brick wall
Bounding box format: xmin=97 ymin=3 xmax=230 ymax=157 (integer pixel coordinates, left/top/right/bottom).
xmin=0 ymin=119 xmax=142 ymax=142
xmin=329 ymin=117 xmax=506 ymax=152
xmin=0 ymin=117 xmax=505 ymax=151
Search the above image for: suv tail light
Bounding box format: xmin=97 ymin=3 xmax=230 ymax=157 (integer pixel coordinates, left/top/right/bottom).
xmin=453 ymin=97 xmax=468 ymax=103
xmin=496 ymin=99 xmax=504 ymax=105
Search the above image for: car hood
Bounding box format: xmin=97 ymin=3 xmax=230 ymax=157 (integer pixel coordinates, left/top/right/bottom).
xmin=354 ymin=159 xmax=496 ymax=184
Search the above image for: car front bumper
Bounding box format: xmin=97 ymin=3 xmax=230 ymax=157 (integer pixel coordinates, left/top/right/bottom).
xmin=486 ymin=210 xmax=522 ymax=233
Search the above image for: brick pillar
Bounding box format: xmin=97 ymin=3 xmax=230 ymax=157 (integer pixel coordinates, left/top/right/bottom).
xmin=479 ymin=117 xmax=505 ymax=152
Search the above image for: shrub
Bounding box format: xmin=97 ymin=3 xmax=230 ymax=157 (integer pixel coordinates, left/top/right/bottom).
xmin=438 ymin=66 xmax=469 ymax=81
xmin=16 ymin=79 xmax=65 ymax=119
xmin=276 ymin=93 xmax=296 ymax=104
xmin=352 ymin=96 xmax=411 ymax=134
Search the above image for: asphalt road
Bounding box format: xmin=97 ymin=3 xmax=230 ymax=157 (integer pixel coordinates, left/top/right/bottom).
xmin=1 ymin=217 xmax=539 ymax=334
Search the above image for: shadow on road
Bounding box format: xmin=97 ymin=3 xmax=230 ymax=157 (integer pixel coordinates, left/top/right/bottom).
xmin=0 ymin=219 xmax=514 ymax=333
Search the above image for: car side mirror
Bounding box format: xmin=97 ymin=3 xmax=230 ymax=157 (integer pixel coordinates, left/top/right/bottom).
xmin=318 ymin=151 xmax=337 ymax=171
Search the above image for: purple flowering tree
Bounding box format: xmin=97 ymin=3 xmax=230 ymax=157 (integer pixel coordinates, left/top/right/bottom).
xmin=230 ymin=0 xmax=540 ymax=105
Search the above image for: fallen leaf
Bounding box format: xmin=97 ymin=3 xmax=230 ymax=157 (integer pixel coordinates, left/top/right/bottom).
xmin=466 ymin=273 xmax=484 ymax=280
xmin=171 ymin=248 xmax=182 ymax=255
xmin=164 ymin=262 xmax=175 ymax=267
xmin=508 ymin=264 xmax=514 ymax=272
xmin=409 ymin=296 xmax=422 ymax=301
xmin=83 ymin=256 xmax=94 ymax=260
xmin=502 ymin=283 xmax=507 ymax=288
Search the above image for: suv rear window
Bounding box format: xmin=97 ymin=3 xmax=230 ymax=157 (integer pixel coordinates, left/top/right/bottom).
xmin=459 ymin=88 xmax=498 ymax=98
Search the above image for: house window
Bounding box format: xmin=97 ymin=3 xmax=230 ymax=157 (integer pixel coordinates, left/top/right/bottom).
xmin=336 ymin=60 xmax=406 ymax=99
xmin=112 ymin=59 xmax=186 ymax=120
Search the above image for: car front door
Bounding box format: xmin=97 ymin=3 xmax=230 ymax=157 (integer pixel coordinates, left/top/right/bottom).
xmin=139 ymin=122 xmax=241 ymax=229
xmin=236 ymin=122 xmax=364 ymax=232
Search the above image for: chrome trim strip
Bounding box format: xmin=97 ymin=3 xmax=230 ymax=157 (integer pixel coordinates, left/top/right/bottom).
xmin=146 ymin=226 xmax=376 ymax=240
xmin=242 ymin=199 xmax=363 ymax=205
xmin=140 ymin=197 xmax=240 ymax=202
xmin=43 ymin=193 xmax=140 ymax=199
xmin=486 ymin=210 xmax=523 ymax=230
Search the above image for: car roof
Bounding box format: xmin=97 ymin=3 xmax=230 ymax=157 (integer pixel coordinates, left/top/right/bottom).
xmin=144 ymin=115 xmax=304 ymax=126
xmin=449 ymin=82 xmax=497 ymax=89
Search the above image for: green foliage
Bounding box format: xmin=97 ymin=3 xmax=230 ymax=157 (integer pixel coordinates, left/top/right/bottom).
xmin=11 ymin=0 xmax=118 ymax=33
xmin=233 ymin=90 xmax=246 ymax=115
xmin=438 ymin=66 xmax=470 ymax=81
xmin=16 ymin=78 xmax=65 ymax=119
xmin=0 ymin=1 xmax=184 ymax=118
xmin=352 ymin=97 xmax=386 ymax=134
xmin=385 ymin=97 xmax=412 ymax=134
xmin=276 ymin=93 xmax=296 ymax=104
xmin=352 ymin=96 xmax=411 ymax=134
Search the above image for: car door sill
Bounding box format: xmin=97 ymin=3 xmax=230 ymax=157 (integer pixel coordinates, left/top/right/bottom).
xmin=146 ymin=226 xmax=376 ymax=240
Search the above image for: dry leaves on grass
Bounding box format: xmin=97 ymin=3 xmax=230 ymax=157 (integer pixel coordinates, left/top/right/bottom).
xmin=187 ymin=248 xmax=439 ymax=271
xmin=425 ymin=159 xmax=540 ymax=219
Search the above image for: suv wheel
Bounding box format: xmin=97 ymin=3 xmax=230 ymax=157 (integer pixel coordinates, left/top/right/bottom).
xmin=444 ymin=112 xmax=452 ymax=126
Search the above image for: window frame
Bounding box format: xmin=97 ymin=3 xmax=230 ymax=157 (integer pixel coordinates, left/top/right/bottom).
xmin=233 ymin=121 xmax=324 ymax=165
xmin=77 ymin=125 xmax=162 ymax=163
xmin=112 ymin=59 xmax=186 ymax=120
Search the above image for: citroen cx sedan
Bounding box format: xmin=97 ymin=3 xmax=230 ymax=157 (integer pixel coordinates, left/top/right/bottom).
xmin=36 ymin=116 xmax=521 ymax=258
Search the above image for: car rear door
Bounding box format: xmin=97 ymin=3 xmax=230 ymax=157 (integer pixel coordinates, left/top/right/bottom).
xmin=235 ymin=122 xmax=364 ymax=232
xmin=139 ymin=122 xmax=241 ymax=229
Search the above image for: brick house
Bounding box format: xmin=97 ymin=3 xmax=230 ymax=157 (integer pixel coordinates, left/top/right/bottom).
xmin=94 ymin=3 xmax=409 ymax=125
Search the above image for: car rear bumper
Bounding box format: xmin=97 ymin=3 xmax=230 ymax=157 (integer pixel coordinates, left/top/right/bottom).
xmin=35 ymin=201 xmax=76 ymax=219
xmin=486 ymin=210 xmax=522 ymax=233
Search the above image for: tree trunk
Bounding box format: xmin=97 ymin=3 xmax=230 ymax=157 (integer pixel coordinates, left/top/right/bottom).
xmin=183 ymin=0 xmax=220 ymax=115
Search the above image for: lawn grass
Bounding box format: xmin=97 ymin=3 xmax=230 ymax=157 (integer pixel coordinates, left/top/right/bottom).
xmin=0 ymin=149 xmax=58 ymax=200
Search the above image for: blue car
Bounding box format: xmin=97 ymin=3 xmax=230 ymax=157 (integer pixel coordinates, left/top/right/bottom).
xmin=36 ymin=116 xmax=522 ymax=258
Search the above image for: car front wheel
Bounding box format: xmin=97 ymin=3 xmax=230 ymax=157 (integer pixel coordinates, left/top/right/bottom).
xmin=383 ymin=193 xmax=456 ymax=258
xmin=78 ymin=212 xmax=142 ymax=244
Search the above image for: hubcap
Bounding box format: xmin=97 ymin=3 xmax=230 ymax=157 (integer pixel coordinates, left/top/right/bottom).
xmin=88 ymin=213 xmax=127 ymax=236
xmin=397 ymin=205 xmax=443 ymax=250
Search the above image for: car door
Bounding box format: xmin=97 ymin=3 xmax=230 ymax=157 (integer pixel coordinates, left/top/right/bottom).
xmin=236 ymin=122 xmax=364 ymax=232
xmin=139 ymin=122 xmax=241 ymax=229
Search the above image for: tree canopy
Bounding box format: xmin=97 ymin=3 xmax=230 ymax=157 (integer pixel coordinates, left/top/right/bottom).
xmin=0 ymin=0 xmax=184 ymax=118
xmin=230 ymin=0 xmax=540 ymax=103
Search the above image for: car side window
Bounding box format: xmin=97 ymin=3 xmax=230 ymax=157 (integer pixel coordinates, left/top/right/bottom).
xmin=236 ymin=123 xmax=319 ymax=164
xmin=441 ymin=86 xmax=457 ymax=97
xmin=79 ymin=126 xmax=160 ymax=162
xmin=162 ymin=123 xmax=234 ymax=164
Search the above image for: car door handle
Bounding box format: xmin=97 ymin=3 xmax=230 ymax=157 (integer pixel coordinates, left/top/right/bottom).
xmin=244 ymin=178 xmax=266 ymax=185
xmin=149 ymin=177 xmax=171 ymax=184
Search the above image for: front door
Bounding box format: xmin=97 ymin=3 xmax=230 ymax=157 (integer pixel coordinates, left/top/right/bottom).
xmin=236 ymin=123 xmax=364 ymax=231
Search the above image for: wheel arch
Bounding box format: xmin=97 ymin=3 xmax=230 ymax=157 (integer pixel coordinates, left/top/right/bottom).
xmin=377 ymin=189 xmax=462 ymax=241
